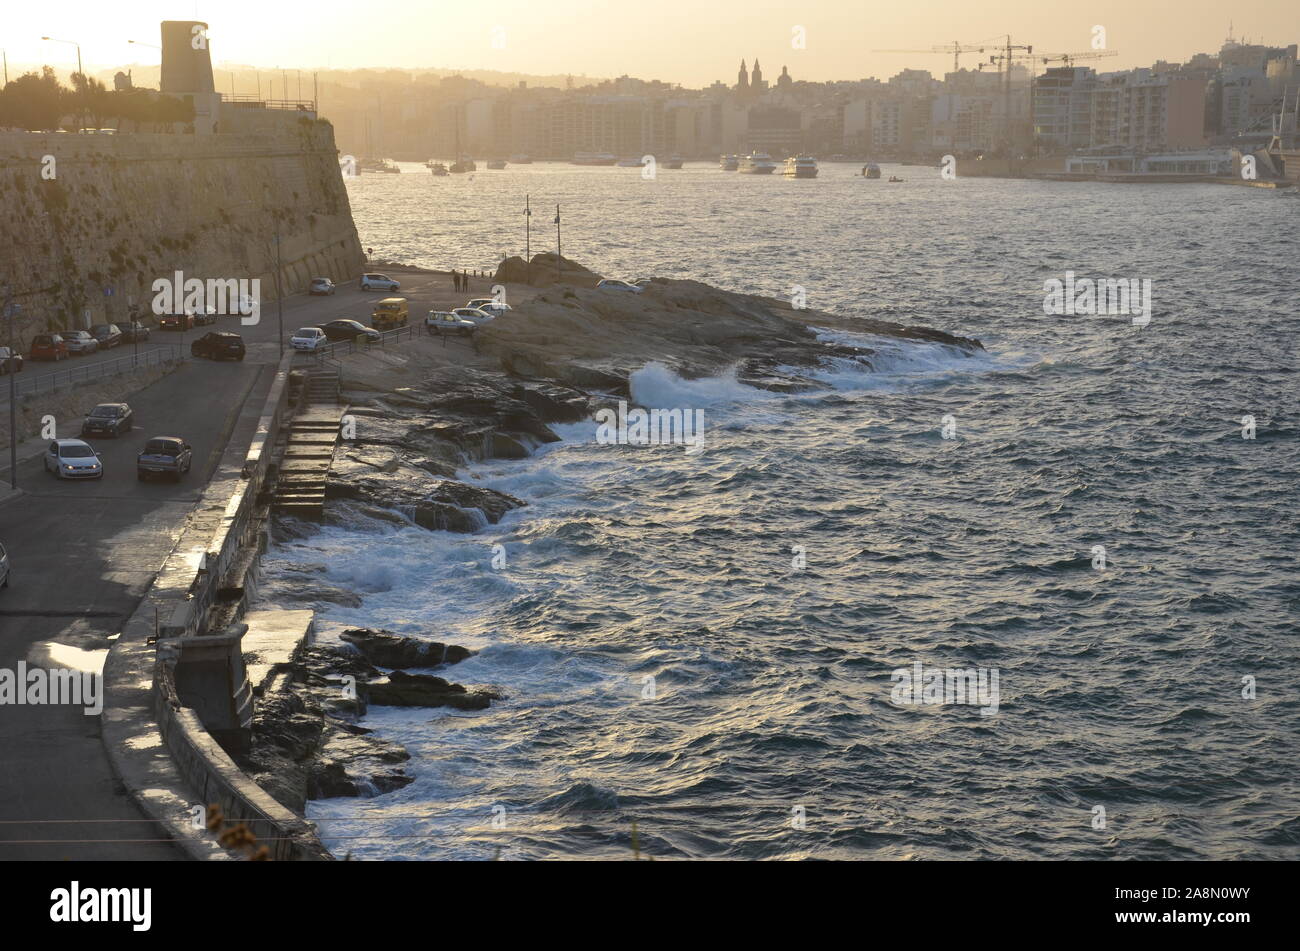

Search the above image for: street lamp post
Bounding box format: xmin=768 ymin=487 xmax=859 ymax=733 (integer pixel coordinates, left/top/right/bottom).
xmin=554 ymin=204 xmax=561 ymax=284
xmin=3 ymin=287 xmax=19 ymax=490
xmin=43 ymin=37 xmax=83 ymax=130
xmin=275 ymin=231 xmax=284 ymax=358
xmin=524 ymin=194 xmax=531 ymax=284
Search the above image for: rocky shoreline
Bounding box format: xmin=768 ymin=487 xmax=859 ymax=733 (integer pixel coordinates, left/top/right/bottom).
xmin=244 ymin=255 xmax=985 ymax=820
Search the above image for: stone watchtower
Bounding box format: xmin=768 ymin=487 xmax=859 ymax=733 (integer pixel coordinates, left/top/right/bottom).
xmin=160 ymin=20 xmax=220 ymax=133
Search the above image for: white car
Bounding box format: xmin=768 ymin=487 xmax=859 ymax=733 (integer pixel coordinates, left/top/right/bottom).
xmin=451 ymin=307 xmax=495 ymax=327
xmin=44 ymin=438 xmax=104 ymax=480
xmin=60 ymin=330 xmax=100 ymax=354
xmin=426 ymin=311 xmax=476 ymax=335
xmin=597 ymin=279 xmax=643 ymax=294
xmin=466 ymin=298 xmax=512 ymax=317
xmin=309 ymin=277 xmax=336 ymax=296
xmin=360 ymin=273 xmax=400 ymax=292
xmin=290 ymin=327 xmax=327 ymax=351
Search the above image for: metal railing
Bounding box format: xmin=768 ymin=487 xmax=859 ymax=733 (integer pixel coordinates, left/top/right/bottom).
xmin=309 ymin=324 xmax=414 ymax=361
xmin=1 ymin=345 xmax=184 ymax=402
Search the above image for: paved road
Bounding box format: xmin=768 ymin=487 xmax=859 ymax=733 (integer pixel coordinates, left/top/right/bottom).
xmin=0 ymin=270 xmax=490 ymax=861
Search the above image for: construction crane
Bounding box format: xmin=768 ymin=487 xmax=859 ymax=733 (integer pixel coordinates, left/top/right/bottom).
xmin=874 ymin=42 xmax=990 ymax=74
xmin=1031 ymin=50 xmax=1120 ymax=68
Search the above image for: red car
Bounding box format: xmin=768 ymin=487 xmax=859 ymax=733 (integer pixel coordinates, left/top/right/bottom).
xmin=30 ymin=333 xmax=69 ymax=361
xmin=158 ymin=313 xmax=194 ymax=331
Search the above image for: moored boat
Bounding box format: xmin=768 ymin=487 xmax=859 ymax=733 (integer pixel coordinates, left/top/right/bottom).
xmin=862 ymin=162 xmax=881 ymax=179
xmin=783 ymin=154 xmax=818 ymax=178
xmin=429 ymin=162 xmax=449 ymax=176
xmin=572 ymin=152 xmax=618 ymax=165
xmin=719 ymin=154 xmax=740 ymax=170
xmin=738 ymin=151 xmax=779 ymax=174
xmin=486 ymin=159 xmax=507 ymax=169
xmin=663 ymin=155 xmax=684 ymax=169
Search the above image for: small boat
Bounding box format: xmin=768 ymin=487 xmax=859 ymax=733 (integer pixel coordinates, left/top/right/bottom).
xmin=509 ymin=154 xmax=533 ymax=164
xmin=888 ymin=176 xmax=904 ymax=183
xmin=429 ymin=162 xmax=449 ymax=176
xmin=450 ymin=159 xmax=476 ymax=173
xmin=738 ymin=151 xmax=779 ymax=174
xmin=719 ymin=154 xmax=739 ymax=170
xmin=782 ymin=154 xmax=819 ymax=178
xmin=616 ymin=157 xmax=646 ymax=167
xmin=486 ymin=159 xmax=507 ymax=169
xmin=663 ymin=155 xmax=684 ymax=169
xmin=360 ymin=157 xmax=400 ymax=174
xmin=862 ymin=162 xmax=881 ymax=179
xmin=572 ymin=152 xmax=617 ymax=165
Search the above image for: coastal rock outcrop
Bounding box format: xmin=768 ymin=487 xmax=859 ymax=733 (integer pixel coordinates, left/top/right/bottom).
xmin=241 ymin=630 xmax=498 ymax=812
xmin=477 ymin=269 xmax=984 ymax=393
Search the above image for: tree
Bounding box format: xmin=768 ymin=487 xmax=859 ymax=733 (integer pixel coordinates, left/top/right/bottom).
xmin=0 ymin=67 xmax=64 ymax=131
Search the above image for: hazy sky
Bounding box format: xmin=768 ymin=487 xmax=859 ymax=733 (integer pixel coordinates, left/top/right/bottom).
xmin=3 ymin=1 xmax=1295 ymax=87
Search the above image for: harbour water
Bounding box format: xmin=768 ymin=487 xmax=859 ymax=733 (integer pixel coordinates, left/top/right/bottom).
xmin=261 ymin=163 xmax=1300 ymax=859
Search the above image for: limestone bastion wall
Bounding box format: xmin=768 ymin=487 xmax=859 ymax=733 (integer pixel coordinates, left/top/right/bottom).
xmin=0 ymin=120 xmax=365 ymax=340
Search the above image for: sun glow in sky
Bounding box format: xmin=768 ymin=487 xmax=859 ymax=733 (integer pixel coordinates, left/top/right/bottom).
xmin=3 ymin=0 xmax=1295 ymax=86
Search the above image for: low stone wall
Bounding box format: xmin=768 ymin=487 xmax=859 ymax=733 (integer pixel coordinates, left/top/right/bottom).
xmin=102 ymin=351 xmax=332 ymax=860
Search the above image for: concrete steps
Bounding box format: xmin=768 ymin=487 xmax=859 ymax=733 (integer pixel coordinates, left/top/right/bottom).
xmin=273 ymin=406 xmax=345 ymax=519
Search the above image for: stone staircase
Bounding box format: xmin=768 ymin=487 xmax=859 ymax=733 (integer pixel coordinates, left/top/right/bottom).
xmin=274 ymin=364 xmax=345 ymax=519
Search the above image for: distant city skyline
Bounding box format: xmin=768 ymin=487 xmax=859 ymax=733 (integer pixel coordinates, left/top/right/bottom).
xmin=2 ymin=0 xmax=1297 ymax=88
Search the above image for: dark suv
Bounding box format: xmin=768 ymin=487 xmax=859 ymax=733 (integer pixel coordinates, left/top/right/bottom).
xmin=81 ymin=402 xmax=134 ymax=438
xmin=191 ymin=331 xmax=246 ymax=361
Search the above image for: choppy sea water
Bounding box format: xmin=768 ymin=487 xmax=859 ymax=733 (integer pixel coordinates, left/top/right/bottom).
xmin=261 ymin=164 xmax=1300 ymax=859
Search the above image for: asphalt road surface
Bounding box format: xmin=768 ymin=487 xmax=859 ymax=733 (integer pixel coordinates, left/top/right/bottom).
xmin=0 ymin=271 xmax=476 ymax=860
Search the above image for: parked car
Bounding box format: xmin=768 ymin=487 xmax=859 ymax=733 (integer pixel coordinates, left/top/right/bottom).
xmin=0 ymin=540 xmax=8 ymax=589
xmin=89 ymin=323 xmax=123 ymax=349
xmin=219 ymin=294 xmax=258 ymax=317
xmin=121 ymin=321 xmax=151 ymax=342
xmin=466 ymin=298 xmax=512 ymax=317
xmin=137 ymin=436 xmax=193 ymax=482
xmin=159 ymin=313 xmax=194 ymax=331
xmin=0 ymin=347 xmax=23 ymax=374
xmin=309 ymin=277 xmax=336 ymax=296
xmin=81 ymin=402 xmax=134 ymax=438
xmin=29 ymin=334 xmax=68 ymax=361
xmin=187 ymin=305 xmax=218 ymax=326
xmin=318 ymin=319 xmax=380 ymax=342
xmin=290 ymin=327 xmax=327 ymax=351
xmin=360 ymin=273 xmax=400 ymax=292
xmin=633 ymin=279 xmax=652 ymax=287
xmin=370 ymin=297 xmax=409 ymax=329
xmin=451 ymin=307 xmax=496 ymax=327
xmin=425 ymin=311 xmax=476 ymax=335
xmin=596 ymin=279 xmax=643 ymax=294
xmin=43 ymin=438 xmax=103 ymax=479
xmin=61 ymin=330 xmax=100 ymax=355
xmin=191 ymin=331 xmax=246 ymax=361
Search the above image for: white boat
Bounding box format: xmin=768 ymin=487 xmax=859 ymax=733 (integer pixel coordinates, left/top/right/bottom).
xmin=573 ymin=152 xmax=617 ymax=166
xmin=739 ymin=151 xmax=779 ymax=174
xmin=429 ymin=162 xmax=449 ymax=176
xmin=719 ymin=154 xmax=739 ymax=170
xmin=486 ymin=159 xmax=507 ymax=169
xmin=783 ymin=155 xmax=819 ymax=178
xmin=616 ymin=157 xmax=646 ymax=167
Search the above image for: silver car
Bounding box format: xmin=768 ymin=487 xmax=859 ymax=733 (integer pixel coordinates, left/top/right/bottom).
xmin=61 ymin=330 xmax=100 ymax=354
xmin=0 ymin=541 xmax=9 ymax=589
xmin=44 ymin=438 xmax=104 ymax=479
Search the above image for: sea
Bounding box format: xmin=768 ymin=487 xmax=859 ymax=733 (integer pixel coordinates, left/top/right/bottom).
xmin=258 ymin=161 xmax=1300 ymax=859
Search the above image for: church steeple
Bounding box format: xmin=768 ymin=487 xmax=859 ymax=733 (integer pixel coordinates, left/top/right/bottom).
xmin=751 ymin=59 xmax=763 ymax=86
xmin=737 ymin=59 xmax=749 ymax=90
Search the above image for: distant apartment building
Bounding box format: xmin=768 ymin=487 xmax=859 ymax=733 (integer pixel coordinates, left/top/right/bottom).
xmin=1033 ymin=67 xmax=1207 ymax=152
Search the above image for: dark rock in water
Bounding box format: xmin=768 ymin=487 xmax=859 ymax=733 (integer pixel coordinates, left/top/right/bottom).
xmin=492 ymin=432 xmax=531 ymax=458
xmin=513 ymin=380 xmax=592 ymax=422
xmin=367 ymin=670 xmax=501 ymax=710
xmin=340 ymin=628 xmax=475 ymax=668
xmin=309 ymin=731 xmax=414 ymax=799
